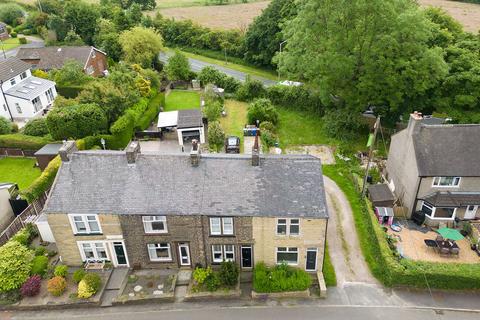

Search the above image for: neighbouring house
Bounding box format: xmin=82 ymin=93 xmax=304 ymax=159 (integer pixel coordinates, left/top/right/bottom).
xmin=157 ymin=109 xmax=206 ymax=146
xmin=0 ymin=22 xmax=8 ymax=41
xmin=38 ymin=141 xmax=328 ymax=273
xmin=0 ymin=57 xmax=57 ymax=122
xmin=386 ymin=112 xmax=480 ymax=226
xmin=0 ymin=183 xmax=28 ymax=232
xmin=16 ymin=46 xmax=108 ymax=77
xmin=34 ymin=143 xmax=63 ymax=170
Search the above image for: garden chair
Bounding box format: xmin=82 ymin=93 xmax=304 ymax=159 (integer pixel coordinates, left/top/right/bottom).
xmin=450 ymin=247 xmax=460 ymax=258
xmin=439 ymin=247 xmax=450 ymax=257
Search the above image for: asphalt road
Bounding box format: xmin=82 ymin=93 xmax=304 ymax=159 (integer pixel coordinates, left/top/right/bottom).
xmin=8 ymin=304 xmax=479 ymax=320
xmin=159 ymin=52 xmax=277 ymax=86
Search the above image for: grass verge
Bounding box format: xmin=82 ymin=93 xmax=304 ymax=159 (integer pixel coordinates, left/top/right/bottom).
xmin=323 ymin=243 xmax=337 ymax=287
xmin=0 ymin=157 xmax=41 ymax=190
xmin=164 ymin=90 xmax=200 ymax=111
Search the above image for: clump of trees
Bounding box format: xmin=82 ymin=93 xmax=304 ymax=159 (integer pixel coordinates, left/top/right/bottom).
xmin=165 ymin=50 xmax=191 ymax=81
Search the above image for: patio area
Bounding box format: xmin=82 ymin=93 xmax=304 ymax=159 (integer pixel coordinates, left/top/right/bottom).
xmin=387 ymin=220 xmax=480 ymax=263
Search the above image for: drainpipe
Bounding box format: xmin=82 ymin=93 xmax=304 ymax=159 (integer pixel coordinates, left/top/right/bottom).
xmin=412 ymin=177 xmax=423 ymax=217
xmin=0 ymin=80 xmax=13 ymax=121
xmin=322 ymin=218 xmax=328 ymax=273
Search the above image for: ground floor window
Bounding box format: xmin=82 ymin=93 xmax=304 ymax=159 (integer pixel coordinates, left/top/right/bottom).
xmin=276 ymin=247 xmax=298 ymax=265
xmin=212 ymin=244 xmax=235 ymax=263
xmin=147 ymin=243 xmax=172 ymax=261
xmin=79 ymin=242 xmax=108 ymax=261
xmin=422 ymin=201 xmax=456 ymax=219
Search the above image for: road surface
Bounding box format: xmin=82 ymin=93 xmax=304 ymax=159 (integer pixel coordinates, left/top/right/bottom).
xmin=159 ymin=52 xmax=277 ymax=86
xmin=0 ymin=36 xmax=45 ymax=61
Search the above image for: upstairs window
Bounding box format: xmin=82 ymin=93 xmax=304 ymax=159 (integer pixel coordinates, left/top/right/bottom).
xmin=209 ymin=217 xmax=234 ymax=235
xmin=20 ymin=71 xmax=27 ymax=80
xmin=142 ymin=216 xmax=167 ymax=233
xmin=432 ymin=177 xmax=461 ymax=187
xmin=70 ymin=214 xmax=101 ymax=234
xmin=276 ymin=218 xmax=300 ymax=236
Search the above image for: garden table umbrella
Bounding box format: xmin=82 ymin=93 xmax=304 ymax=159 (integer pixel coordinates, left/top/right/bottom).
xmin=437 ymin=227 xmax=464 ymax=241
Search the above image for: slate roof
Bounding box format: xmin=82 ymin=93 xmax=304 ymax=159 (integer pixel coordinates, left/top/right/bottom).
xmin=368 ymin=184 xmax=394 ymax=203
xmin=43 ymin=152 xmax=328 ymax=219
xmin=34 ymin=143 xmax=63 ymax=156
xmin=4 ymin=76 xmax=56 ymax=100
xmin=16 ymin=46 xmax=99 ymax=70
xmin=177 ymin=109 xmax=203 ymax=129
xmin=420 ymin=192 xmax=480 ymax=207
xmin=413 ymin=124 xmax=480 ymax=177
xmin=0 ymin=57 xmax=31 ymax=82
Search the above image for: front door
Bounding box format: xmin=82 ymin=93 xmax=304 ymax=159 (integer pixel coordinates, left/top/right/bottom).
xmin=305 ymin=248 xmax=317 ymax=271
xmin=113 ymin=242 xmax=128 ymax=266
xmin=465 ymin=205 xmax=478 ymax=219
xmin=241 ymin=245 xmax=253 ymax=269
xmin=178 ymin=243 xmax=191 ymax=266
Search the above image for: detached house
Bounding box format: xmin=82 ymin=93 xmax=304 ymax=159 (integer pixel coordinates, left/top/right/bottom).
xmin=0 ymin=22 xmax=8 ymax=41
xmin=40 ymin=141 xmax=328 ymax=273
xmin=16 ymin=46 xmax=108 ymax=77
xmin=0 ymin=57 xmax=57 ymax=122
xmin=386 ymin=112 xmax=480 ymax=226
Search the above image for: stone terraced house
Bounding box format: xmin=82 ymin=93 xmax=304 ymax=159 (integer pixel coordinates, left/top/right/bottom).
xmin=39 ymin=141 xmax=328 ymax=273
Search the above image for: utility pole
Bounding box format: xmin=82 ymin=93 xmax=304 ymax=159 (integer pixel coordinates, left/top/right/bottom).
xmin=0 ymin=40 xmax=6 ymax=60
xmin=361 ymin=116 xmax=381 ymax=198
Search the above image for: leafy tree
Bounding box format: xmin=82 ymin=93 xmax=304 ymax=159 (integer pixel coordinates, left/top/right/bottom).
xmin=23 ymin=118 xmax=49 ymax=137
xmin=236 ymin=78 xmax=266 ymax=102
xmin=39 ymin=0 xmax=64 ymax=15
xmin=0 ymin=117 xmax=12 ymax=135
xmin=47 ymin=14 xmax=69 ymax=42
xmin=277 ymin=0 xmax=448 ymax=123
xmin=32 ymin=69 xmax=49 ymax=79
xmin=50 ymin=59 xmax=90 ymax=86
xmin=247 ymin=98 xmax=279 ymax=125
xmin=165 ymin=50 xmax=191 ymax=81
xmin=0 ymin=241 xmax=34 ymax=292
xmin=244 ymin=0 xmax=297 ymax=67
xmin=0 ymin=3 xmax=24 ymax=26
xmin=119 ymin=27 xmax=163 ymax=68
xmin=64 ymin=0 xmax=100 ymax=45
xmin=112 ymin=0 xmax=156 ymax=10
xmin=322 ymin=108 xmax=368 ymax=141
xmin=63 ymin=30 xmax=85 ymax=46
xmin=204 ymin=100 xmax=223 ymax=122
xmin=208 ymin=121 xmax=225 ymax=152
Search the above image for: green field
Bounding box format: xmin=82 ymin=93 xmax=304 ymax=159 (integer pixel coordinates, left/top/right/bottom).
xmin=164 ymin=90 xmax=201 ymax=111
xmin=0 ymin=38 xmax=25 ymax=51
xmin=0 ymin=157 xmax=41 ymax=190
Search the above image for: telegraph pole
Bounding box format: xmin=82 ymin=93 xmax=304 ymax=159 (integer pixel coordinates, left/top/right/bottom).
xmin=361 ymin=116 xmax=381 ymax=198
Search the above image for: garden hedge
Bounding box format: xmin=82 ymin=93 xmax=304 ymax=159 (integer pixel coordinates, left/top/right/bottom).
xmin=136 ymin=93 xmax=164 ymax=131
xmin=56 ymin=85 xmax=84 ymax=98
xmin=20 ymin=156 xmax=61 ymax=203
xmin=0 ymin=133 xmax=52 ymax=150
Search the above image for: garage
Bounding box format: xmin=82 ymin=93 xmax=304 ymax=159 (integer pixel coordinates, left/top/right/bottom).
xmin=157 ymin=109 xmax=205 ymax=147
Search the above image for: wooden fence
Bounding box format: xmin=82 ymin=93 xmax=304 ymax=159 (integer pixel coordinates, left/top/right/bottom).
xmin=0 ymin=147 xmax=36 ymax=157
xmin=0 ymin=192 xmax=48 ymax=246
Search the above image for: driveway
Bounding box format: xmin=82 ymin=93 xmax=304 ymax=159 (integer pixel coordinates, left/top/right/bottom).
xmin=0 ymin=35 xmax=45 ymax=60
xmin=324 ymin=176 xmax=377 ymax=286
xmin=159 ymin=52 xmax=277 ymax=86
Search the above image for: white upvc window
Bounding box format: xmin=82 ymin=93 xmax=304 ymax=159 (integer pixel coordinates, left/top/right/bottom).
xmin=10 ymin=78 xmax=16 ymax=86
xmin=142 ymin=216 xmax=167 ymax=233
xmin=20 ymin=71 xmax=27 ymax=80
xmin=32 ymin=96 xmax=42 ymax=113
xmin=212 ymin=244 xmax=235 ymax=263
xmin=432 ymin=177 xmax=461 ymax=187
xmin=276 ymin=218 xmax=300 ymax=236
xmin=209 ymin=217 xmax=234 ymax=235
xmin=276 ymin=247 xmax=298 ymax=265
xmin=45 ymin=88 xmax=54 ymax=103
xmin=422 ymin=201 xmax=456 ymax=220
xmin=79 ymin=242 xmax=108 ymax=261
xmin=69 ymin=214 xmax=101 ymax=234
xmin=147 ymin=243 xmax=172 ymax=261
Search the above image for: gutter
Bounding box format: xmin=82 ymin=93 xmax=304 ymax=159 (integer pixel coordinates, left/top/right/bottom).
xmin=0 ymin=80 xmax=13 ymax=121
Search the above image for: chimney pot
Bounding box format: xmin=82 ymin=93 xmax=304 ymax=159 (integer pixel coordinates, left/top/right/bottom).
xmin=58 ymin=140 xmax=77 ymax=162
xmin=190 ymin=139 xmax=200 ymax=166
xmin=125 ymin=140 xmax=141 ymax=164
xmin=252 ymin=133 xmax=260 ymax=166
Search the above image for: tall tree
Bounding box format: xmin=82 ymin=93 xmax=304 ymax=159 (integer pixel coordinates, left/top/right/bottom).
xmin=277 ymin=0 xmax=448 ymax=122
xmin=165 ymin=50 xmax=191 ymax=81
xmin=119 ymin=26 xmax=163 ymax=68
xmin=64 ymin=0 xmax=100 ymax=45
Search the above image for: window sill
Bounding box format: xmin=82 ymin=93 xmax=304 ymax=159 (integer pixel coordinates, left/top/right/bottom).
xmin=144 ymin=232 xmax=169 ymax=235
xmin=73 ymin=233 xmax=103 ymax=236
xmin=149 ymin=259 xmax=174 ymax=263
xmin=209 ymin=234 xmax=236 ymax=238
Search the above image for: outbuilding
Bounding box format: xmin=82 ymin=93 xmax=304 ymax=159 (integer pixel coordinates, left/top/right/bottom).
xmin=34 ymin=143 xmax=63 ymax=170
xmin=157 ymin=109 xmax=205 ymax=146
xmin=368 ymin=184 xmax=395 ymax=208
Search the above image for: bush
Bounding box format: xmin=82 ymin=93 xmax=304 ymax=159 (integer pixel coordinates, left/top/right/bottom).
xmin=0 ymin=241 xmax=34 ymax=292
xmin=193 ymin=266 xmax=212 ymax=286
xmin=10 ymin=32 xmax=17 ymax=38
xmin=204 ymin=100 xmax=223 ymax=122
xmin=11 ymin=228 xmax=30 ymax=246
xmin=247 ymin=98 xmax=279 ymax=125
xmin=197 ymin=66 xmax=240 ymax=93
xmin=20 ymin=275 xmax=41 ymax=297
xmin=0 ymin=289 xmax=21 ymax=305
xmin=56 ymin=85 xmax=84 ymax=98
xmin=54 ymin=265 xmax=68 ymax=278
xmin=218 ymin=261 xmax=239 ymax=287
xmin=0 ymin=133 xmax=52 ymax=150
xmin=323 ymin=108 xmax=369 ymax=141
xmin=261 ymin=129 xmax=277 ymax=148
xmin=235 ymin=78 xmax=266 ymax=102
xmin=77 ymin=279 xmax=95 ymax=299
xmin=259 ymin=121 xmax=276 ymax=133
xmin=109 ymin=112 xmax=135 ymax=149
xmin=253 ymin=262 xmax=312 ymax=293
xmin=11 ymin=122 xmax=18 ymax=133
xmin=165 ymin=50 xmax=191 ymax=81
xmin=72 ymin=269 xmax=86 ymax=284
xmin=83 ymin=273 xmax=101 ymax=293
xmin=23 ymin=118 xmax=49 ymax=137
xmin=47 ymin=276 xmax=67 ymax=296
xmin=204 ymin=272 xmax=220 ymax=292
xmin=18 ymin=37 xmax=27 ymax=44
xmin=136 ymin=93 xmax=164 ymax=130
xmin=20 ymin=156 xmax=61 ymax=203
xmin=34 ymin=246 xmax=47 ymax=257
xmin=0 ymin=116 xmax=12 ymax=134
xmin=0 ymin=3 xmax=23 ymax=26
xmin=31 ymin=256 xmax=48 ymax=278
xmin=207 ymin=121 xmax=225 ymax=152
xmin=266 ymin=85 xmax=324 ymax=115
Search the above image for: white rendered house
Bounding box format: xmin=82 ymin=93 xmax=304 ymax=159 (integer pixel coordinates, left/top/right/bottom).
xmin=0 ymin=57 xmax=57 ymax=122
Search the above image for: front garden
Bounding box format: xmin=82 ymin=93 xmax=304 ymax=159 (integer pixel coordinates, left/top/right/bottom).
xmin=0 ymin=157 xmax=41 ymax=190
xmin=252 ymin=262 xmax=311 ymax=296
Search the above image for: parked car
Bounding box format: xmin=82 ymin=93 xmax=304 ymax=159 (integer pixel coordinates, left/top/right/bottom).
xmin=225 ymin=136 xmax=240 ymax=153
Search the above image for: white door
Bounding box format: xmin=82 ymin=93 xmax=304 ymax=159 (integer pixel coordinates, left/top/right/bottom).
xmin=178 ymin=243 xmax=191 ymax=266
xmin=465 ymin=205 xmax=478 ymax=219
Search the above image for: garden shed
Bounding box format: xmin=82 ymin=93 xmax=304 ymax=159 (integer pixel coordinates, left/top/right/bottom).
xmin=34 ymin=143 xmax=63 ymax=170
xmin=157 ymin=109 xmax=205 ymax=146
xmin=368 ymin=184 xmax=395 ymax=207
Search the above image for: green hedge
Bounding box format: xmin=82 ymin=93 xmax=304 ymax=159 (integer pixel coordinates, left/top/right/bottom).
xmin=323 ymin=163 xmax=480 ymax=290
xmin=56 ymin=85 xmax=84 ymax=98
xmin=20 ymin=156 xmax=61 ymax=203
xmin=0 ymin=134 xmax=52 ymax=150
xmin=136 ymin=93 xmax=164 ymax=131
xmin=109 ymin=112 xmax=135 ymax=150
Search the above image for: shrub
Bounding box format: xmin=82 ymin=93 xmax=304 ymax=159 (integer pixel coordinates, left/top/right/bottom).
xmin=235 ymin=78 xmax=266 ymax=102
xmin=18 ymin=37 xmax=27 ymax=44
xmin=136 ymin=93 xmax=164 ymax=130
xmin=0 ymin=133 xmax=52 ymax=150
xmin=20 ymin=275 xmax=41 ymax=297
xmin=218 ymin=261 xmax=239 ymax=287
xmin=197 ymin=66 xmax=240 ymax=93
xmin=47 ymin=276 xmax=67 ymax=296
xmin=109 ymin=112 xmax=135 ymax=149
xmin=165 ymin=50 xmax=191 ymax=81
xmin=207 ymin=121 xmax=225 ymax=152
xmin=11 ymin=228 xmax=30 ymax=246
xmin=0 ymin=3 xmax=23 ymax=26
xmin=31 ymin=256 xmax=48 ymax=278
xmin=253 ymin=262 xmax=312 ymax=293
xmin=56 ymin=85 xmax=84 ymax=98
xmin=77 ymin=279 xmax=95 ymax=299
xmin=0 ymin=116 xmax=12 ymax=134
xmin=0 ymin=289 xmax=21 ymax=305
xmin=11 ymin=122 xmax=18 ymax=133
xmin=0 ymin=241 xmax=34 ymax=292
xmin=261 ymin=129 xmax=277 ymax=148
xmin=23 ymin=118 xmax=49 ymax=137
xmin=259 ymin=121 xmax=276 ymax=133
xmin=266 ymin=85 xmax=324 ymax=115
xmin=34 ymin=246 xmax=47 ymax=257
xmin=10 ymin=32 xmax=17 ymax=38
xmin=323 ymin=108 xmax=369 ymax=141
xmin=204 ymin=100 xmax=222 ymax=122
xmin=247 ymin=98 xmax=279 ymax=125
xmin=204 ymin=272 xmax=220 ymax=292
xmin=72 ymin=269 xmax=86 ymax=284
xmin=83 ymin=273 xmax=101 ymax=293
xmin=54 ymin=265 xmax=68 ymax=278
xmin=20 ymin=156 xmax=61 ymax=203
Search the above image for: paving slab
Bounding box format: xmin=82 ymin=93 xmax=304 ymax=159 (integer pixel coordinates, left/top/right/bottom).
xmin=106 ymin=268 xmax=129 ymax=290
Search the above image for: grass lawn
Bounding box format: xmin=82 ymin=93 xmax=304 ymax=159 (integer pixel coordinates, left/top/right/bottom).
xmin=323 ymin=242 xmax=337 ymax=287
xmin=1 ymin=38 xmax=26 ymax=51
xmin=164 ymin=90 xmax=200 ymax=111
xmin=220 ymin=100 xmax=248 ymax=153
xmin=0 ymin=157 xmax=41 ymax=190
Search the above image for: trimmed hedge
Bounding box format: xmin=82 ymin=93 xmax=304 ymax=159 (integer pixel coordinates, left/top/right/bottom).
xmin=0 ymin=134 xmax=52 ymax=150
xmin=56 ymin=85 xmax=84 ymax=99
xmin=20 ymin=156 xmax=61 ymax=203
xmin=323 ymin=163 xmax=480 ymax=290
xmin=136 ymin=93 xmax=164 ymax=131
xmin=109 ymin=112 xmax=135 ymax=150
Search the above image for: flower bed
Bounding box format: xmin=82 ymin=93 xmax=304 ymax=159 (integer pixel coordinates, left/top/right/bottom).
xmin=252 ymin=262 xmax=312 ymax=295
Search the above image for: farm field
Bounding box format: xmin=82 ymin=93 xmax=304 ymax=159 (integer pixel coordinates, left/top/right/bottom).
xmin=418 ymin=0 xmax=480 ymax=32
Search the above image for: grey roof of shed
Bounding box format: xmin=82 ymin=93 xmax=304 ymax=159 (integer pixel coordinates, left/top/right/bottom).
xmin=0 ymin=57 xmax=31 ymax=82
xmin=5 ymin=76 xmax=56 ymax=100
xmin=420 ymin=192 xmax=480 ymax=207
xmin=413 ymin=124 xmax=480 ymax=177
xmin=43 ymin=152 xmax=328 ymax=219
xmin=34 ymin=143 xmax=63 ymax=156
xmin=16 ymin=46 xmax=99 ymax=70
xmin=368 ymin=184 xmax=394 ymax=203
xmin=177 ymin=109 xmax=203 ymax=129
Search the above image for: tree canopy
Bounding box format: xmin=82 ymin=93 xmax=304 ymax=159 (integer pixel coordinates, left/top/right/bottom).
xmin=119 ymin=26 xmax=163 ymax=68
xmin=165 ymin=51 xmax=191 ymax=81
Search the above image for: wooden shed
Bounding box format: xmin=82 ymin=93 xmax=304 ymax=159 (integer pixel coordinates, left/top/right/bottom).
xmin=34 ymin=143 xmax=63 ymax=170
xmin=367 ymin=184 xmax=395 ymax=208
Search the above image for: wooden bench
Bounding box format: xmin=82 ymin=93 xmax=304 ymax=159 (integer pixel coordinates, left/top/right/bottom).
xmin=84 ymin=260 xmax=105 ymax=270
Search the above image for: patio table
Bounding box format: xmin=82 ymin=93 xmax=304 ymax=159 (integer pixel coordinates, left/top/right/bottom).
xmin=435 ymin=240 xmax=459 ymax=253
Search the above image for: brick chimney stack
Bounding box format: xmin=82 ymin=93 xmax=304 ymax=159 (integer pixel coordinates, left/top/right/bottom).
xmin=190 ymin=139 xmax=200 ymax=167
xmin=58 ymin=140 xmax=77 ymax=162
xmin=252 ymin=132 xmax=260 ymax=166
xmin=125 ymin=140 xmax=141 ymax=164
